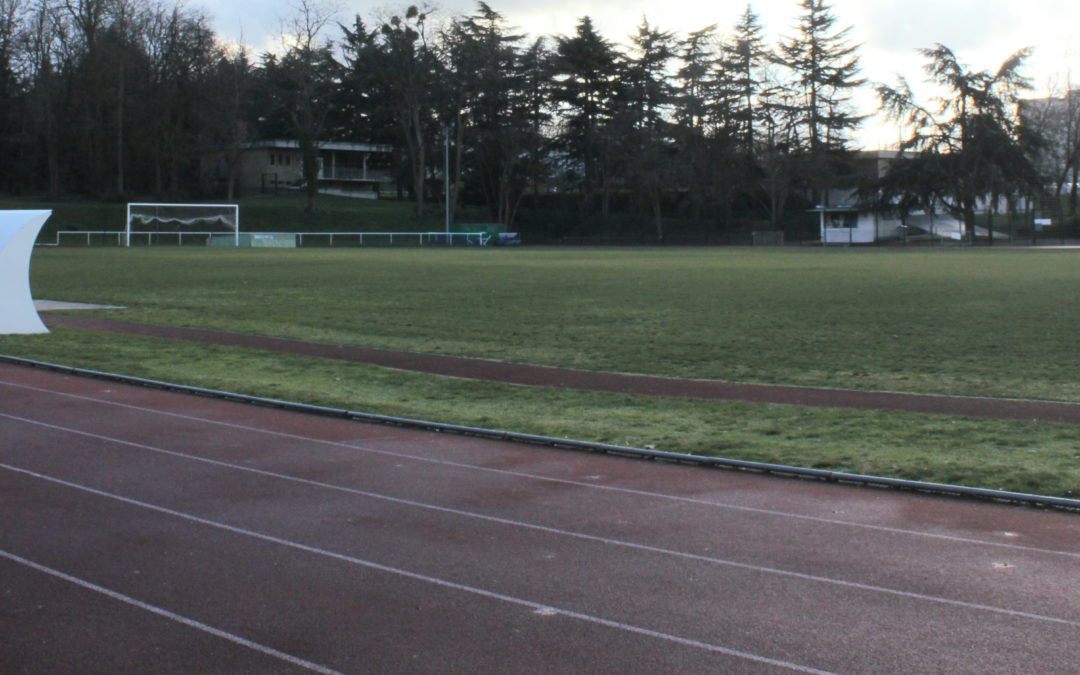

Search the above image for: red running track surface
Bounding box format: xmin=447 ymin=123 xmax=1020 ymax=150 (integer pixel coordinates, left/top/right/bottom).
xmin=2 ymin=361 xmax=1079 ymax=674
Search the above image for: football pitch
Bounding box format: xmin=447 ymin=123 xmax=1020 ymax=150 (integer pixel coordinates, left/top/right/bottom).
xmin=4 ymin=246 xmax=1079 ymax=498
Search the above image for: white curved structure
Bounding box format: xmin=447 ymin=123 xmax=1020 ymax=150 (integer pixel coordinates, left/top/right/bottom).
xmin=0 ymin=210 xmax=51 ymax=334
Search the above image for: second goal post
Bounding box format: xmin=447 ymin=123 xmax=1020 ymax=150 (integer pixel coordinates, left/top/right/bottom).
xmin=126 ymin=203 xmax=240 ymax=247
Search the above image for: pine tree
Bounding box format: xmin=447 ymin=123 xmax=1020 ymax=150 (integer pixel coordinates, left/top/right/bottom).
xmin=551 ymin=16 xmax=621 ymax=212
xmin=724 ymin=5 xmax=768 ymax=154
xmin=776 ymin=0 xmax=864 ymax=204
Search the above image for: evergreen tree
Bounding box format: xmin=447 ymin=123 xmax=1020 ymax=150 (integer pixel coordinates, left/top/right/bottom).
xmin=376 ymin=5 xmax=441 ymax=216
xmin=776 ymin=0 xmax=864 ymax=204
xmin=725 ymin=4 xmax=768 ymax=154
xmin=442 ymin=3 xmax=530 ymax=225
xmin=551 ymin=16 xmax=621 ymax=214
xmin=619 ymin=16 xmax=676 ymax=239
xmin=672 ymin=24 xmax=719 ymax=223
xmin=877 ymin=44 xmax=1042 ymax=242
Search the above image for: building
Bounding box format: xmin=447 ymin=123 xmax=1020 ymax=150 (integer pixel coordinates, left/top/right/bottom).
xmin=203 ymin=140 xmax=394 ymax=198
xmin=1020 ymin=89 xmax=1080 ymax=190
xmin=812 ymin=150 xmax=973 ymax=245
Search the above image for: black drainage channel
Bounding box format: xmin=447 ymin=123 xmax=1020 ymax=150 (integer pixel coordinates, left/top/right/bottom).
xmin=3 ymin=354 xmax=1078 ymax=513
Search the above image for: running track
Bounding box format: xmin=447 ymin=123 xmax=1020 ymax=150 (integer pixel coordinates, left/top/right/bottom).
xmin=2 ymin=361 xmax=1079 ymax=674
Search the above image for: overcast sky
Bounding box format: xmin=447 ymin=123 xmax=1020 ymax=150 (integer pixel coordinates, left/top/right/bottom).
xmin=205 ymin=0 xmax=1080 ymax=148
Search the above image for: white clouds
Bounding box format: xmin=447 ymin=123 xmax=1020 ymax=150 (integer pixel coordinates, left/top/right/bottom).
xmin=202 ymin=0 xmax=280 ymax=53
xmin=849 ymin=0 xmax=1021 ymax=54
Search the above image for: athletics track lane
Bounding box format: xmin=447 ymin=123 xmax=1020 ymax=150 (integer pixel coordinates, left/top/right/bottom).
xmin=1 ymin=361 xmax=1079 ymax=674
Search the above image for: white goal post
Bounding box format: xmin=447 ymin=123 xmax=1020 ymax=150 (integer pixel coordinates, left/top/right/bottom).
xmin=126 ymin=203 xmax=239 ymax=247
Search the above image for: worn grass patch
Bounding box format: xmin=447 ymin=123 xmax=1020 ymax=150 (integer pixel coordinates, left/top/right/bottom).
xmin=2 ymin=328 xmax=1078 ymax=498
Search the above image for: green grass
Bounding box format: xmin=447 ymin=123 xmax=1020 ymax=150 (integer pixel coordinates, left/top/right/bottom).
xmin=4 ymin=246 xmax=1080 ymax=498
xmin=23 ymin=247 xmax=1080 ymax=401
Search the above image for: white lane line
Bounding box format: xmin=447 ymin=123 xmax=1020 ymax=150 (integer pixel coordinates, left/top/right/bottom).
xmin=0 ymin=548 xmax=343 ymax=675
xmin=0 ymin=463 xmax=835 ymax=675
xmin=2 ymin=378 xmax=1078 ymax=561
xmin=4 ymin=413 xmax=1080 ymax=630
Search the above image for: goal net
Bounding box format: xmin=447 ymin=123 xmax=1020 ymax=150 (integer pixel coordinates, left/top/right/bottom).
xmin=126 ymin=203 xmax=239 ymax=247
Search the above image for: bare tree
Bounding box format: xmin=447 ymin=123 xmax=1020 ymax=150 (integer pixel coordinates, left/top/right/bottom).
xmin=1022 ymin=80 xmax=1080 ymax=221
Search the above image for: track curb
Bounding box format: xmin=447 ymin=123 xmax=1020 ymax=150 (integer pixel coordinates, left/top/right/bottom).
xmin=3 ymin=353 xmax=1078 ymax=513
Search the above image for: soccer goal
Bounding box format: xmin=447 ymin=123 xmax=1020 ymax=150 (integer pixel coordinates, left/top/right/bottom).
xmin=126 ymin=203 xmax=239 ymax=247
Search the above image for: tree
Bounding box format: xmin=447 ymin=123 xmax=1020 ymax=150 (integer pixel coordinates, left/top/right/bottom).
xmin=709 ymin=6 xmax=771 ymax=231
xmin=143 ymin=2 xmax=219 ymax=200
xmin=204 ymin=45 xmax=254 ymax=200
xmin=618 ymin=16 xmax=676 ymax=239
xmin=725 ymin=4 xmax=768 ymax=154
xmin=551 ymin=16 xmax=621 ymax=216
xmin=17 ymin=0 xmax=64 ymax=196
xmin=1022 ymin=85 xmax=1080 ymax=222
xmin=338 ymin=16 xmax=394 ymax=144
xmin=57 ymin=0 xmax=141 ymax=197
xmin=259 ymin=0 xmax=341 ymax=212
xmin=671 ymin=24 xmax=718 ymax=223
xmin=516 ymin=36 xmax=553 ymax=209
xmin=775 ymin=0 xmax=864 ymax=205
xmin=877 ymin=44 xmax=1042 ymax=242
xmin=375 ymin=4 xmax=440 ymax=216
xmin=442 ymin=3 xmax=524 ymax=224
xmin=0 ymin=0 xmax=25 ymax=191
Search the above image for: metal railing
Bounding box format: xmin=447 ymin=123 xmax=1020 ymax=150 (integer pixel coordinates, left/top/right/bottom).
xmin=48 ymin=230 xmax=492 ymax=247
xmin=293 ymin=232 xmax=490 ymax=247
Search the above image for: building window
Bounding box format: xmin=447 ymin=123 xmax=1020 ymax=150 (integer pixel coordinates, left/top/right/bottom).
xmin=827 ymin=212 xmax=858 ymax=228
xmin=269 ymin=153 xmax=275 ymax=166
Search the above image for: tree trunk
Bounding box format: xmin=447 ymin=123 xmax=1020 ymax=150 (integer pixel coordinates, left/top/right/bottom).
xmin=651 ymin=185 xmax=663 ymax=242
xmin=1070 ymin=165 xmax=1078 ymax=218
xmin=452 ymin=116 xmax=464 ymax=220
xmin=410 ymin=107 xmax=425 ymax=217
xmin=301 ymin=137 xmax=319 ymax=212
xmin=115 ymin=65 xmax=124 ymax=196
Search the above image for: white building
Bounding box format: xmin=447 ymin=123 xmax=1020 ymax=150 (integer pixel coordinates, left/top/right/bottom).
xmin=813 ymin=151 xmax=986 ymax=245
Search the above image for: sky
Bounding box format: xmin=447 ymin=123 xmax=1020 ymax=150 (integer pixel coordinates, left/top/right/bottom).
xmin=205 ymin=0 xmax=1080 ymax=149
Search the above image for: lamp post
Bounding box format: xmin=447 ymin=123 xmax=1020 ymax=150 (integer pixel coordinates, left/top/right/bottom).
xmin=444 ymin=125 xmax=451 ymax=236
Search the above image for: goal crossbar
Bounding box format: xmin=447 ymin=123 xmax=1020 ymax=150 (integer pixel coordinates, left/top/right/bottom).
xmin=126 ymin=203 xmax=239 ymax=247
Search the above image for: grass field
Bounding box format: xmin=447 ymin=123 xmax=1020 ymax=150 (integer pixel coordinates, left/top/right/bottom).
xmin=3 ymin=246 xmax=1079 ymax=497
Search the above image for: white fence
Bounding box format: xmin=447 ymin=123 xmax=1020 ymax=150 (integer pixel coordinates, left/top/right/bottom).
xmin=48 ymin=231 xmax=492 ymax=247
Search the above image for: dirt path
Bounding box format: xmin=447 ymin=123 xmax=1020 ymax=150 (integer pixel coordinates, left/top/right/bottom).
xmin=41 ymin=313 xmax=1080 ymax=424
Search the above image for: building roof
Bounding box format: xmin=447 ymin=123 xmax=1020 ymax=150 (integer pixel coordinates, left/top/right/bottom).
xmin=247 ymin=140 xmax=394 ymax=153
